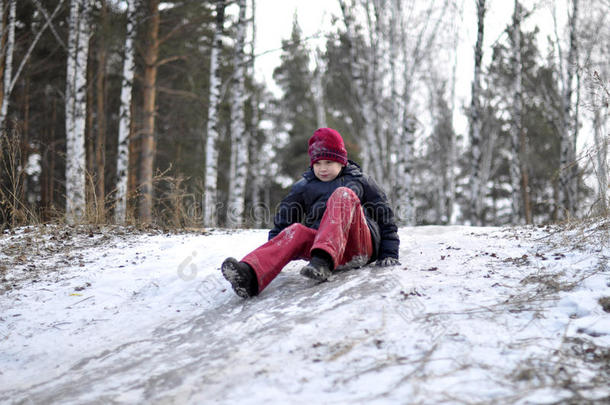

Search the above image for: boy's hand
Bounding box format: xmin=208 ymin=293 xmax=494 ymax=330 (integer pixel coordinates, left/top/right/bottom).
xmin=376 ymin=257 xmax=400 ymax=267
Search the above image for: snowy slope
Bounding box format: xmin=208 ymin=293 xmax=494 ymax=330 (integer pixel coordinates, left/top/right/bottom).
xmin=0 ymin=221 xmax=609 ymax=404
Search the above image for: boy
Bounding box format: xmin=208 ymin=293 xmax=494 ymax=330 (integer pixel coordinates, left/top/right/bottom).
xmin=221 ymin=127 xmax=400 ymax=298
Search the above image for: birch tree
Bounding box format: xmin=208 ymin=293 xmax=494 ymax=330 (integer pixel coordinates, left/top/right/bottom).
xmin=397 ymin=0 xmax=450 ymax=225
xmin=393 ymin=0 xmax=415 ymax=226
xmin=555 ymin=0 xmax=580 ymax=218
xmin=203 ymin=0 xmax=225 ymax=227
xmin=334 ymin=0 xmax=450 ymax=225
xmin=508 ymin=0 xmax=522 ymax=223
xmin=591 ymin=83 xmax=608 ymax=215
xmin=247 ymin=0 xmax=266 ymax=227
xmin=115 ymin=0 xmax=138 ymax=223
xmin=227 ymin=0 xmax=249 ymax=228
xmin=393 ymin=0 xmax=416 ymax=225
xmin=0 ymin=0 xmax=4 ymax=119
xmin=509 ymin=0 xmax=532 ymax=224
xmin=313 ymin=48 xmax=327 ymax=128
xmin=1 ymin=0 xmax=65 ymax=128
xmin=338 ymin=0 xmax=380 ymax=181
xmin=469 ymin=0 xmax=486 ymax=225
xmin=445 ymin=0 xmax=462 ymax=224
xmin=65 ymin=0 xmax=91 ymax=223
xmin=0 ymin=0 xmax=15 ymax=126
xmin=581 ymin=2 xmax=608 ymax=216
xmin=591 ymin=13 xmax=608 ymax=216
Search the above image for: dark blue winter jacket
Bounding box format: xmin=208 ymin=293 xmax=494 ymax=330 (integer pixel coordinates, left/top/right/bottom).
xmin=268 ymin=161 xmax=400 ymax=262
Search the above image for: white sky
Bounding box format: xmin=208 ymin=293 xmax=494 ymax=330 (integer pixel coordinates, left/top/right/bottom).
xmin=253 ymin=0 xmax=569 ymax=138
xmin=253 ymin=0 xmax=341 ymax=96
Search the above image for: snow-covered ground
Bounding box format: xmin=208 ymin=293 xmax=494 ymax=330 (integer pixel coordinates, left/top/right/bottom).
xmin=0 ymin=220 xmax=609 ymax=404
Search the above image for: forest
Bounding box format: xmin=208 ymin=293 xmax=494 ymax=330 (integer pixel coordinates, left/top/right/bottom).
xmin=0 ymin=0 xmax=608 ymax=230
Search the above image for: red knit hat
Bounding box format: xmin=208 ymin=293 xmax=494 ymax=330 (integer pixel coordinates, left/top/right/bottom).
xmin=308 ymin=128 xmax=348 ymax=166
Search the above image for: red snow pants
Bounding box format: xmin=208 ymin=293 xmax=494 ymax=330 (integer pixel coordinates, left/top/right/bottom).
xmin=241 ymin=187 xmax=373 ymax=293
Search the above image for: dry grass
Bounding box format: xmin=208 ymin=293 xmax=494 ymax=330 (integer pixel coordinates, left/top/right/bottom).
xmin=509 ymin=337 xmax=610 ymax=404
xmin=1 ymin=125 xmax=206 ymax=230
xmin=0 ymin=126 xmax=39 ymax=228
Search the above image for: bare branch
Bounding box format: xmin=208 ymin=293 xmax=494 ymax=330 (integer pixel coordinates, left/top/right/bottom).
xmin=155 ymin=54 xmax=187 ymax=67
xmin=9 ymin=0 xmax=66 ymax=94
xmin=157 ymin=85 xmax=199 ymax=100
xmin=31 ymin=0 xmax=67 ymax=49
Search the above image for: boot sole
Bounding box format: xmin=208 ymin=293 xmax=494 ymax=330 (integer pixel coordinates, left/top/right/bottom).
xmin=300 ymin=264 xmax=331 ymax=281
xmin=221 ymin=258 xmax=252 ymax=299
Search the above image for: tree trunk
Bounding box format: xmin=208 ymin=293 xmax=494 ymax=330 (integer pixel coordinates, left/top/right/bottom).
xmin=368 ymin=1 xmax=386 ymax=182
xmin=0 ymin=0 xmax=5 ymax=116
xmin=95 ymin=0 xmax=108 ymax=222
xmin=203 ymin=0 xmax=225 ymax=227
xmin=446 ymin=6 xmax=460 ymax=225
xmin=559 ymin=0 xmax=579 ymax=218
xmin=41 ymin=97 xmax=55 ymax=220
xmin=86 ymin=35 xmax=95 ymax=212
xmin=227 ymin=0 xmax=249 ymax=228
xmin=127 ymin=100 xmax=138 ymax=218
xmin=510 ymin=0 xmax=531 ymax=224
xmin=65 ymin=0 xmax=90 ymax=223
xmin=2 ymin=0 xmax=64 ymax=127
xmin=509 ymin=0 xmax=521 ymax=223
xmin=313 ymin=49 xmax=326 ymax=128
xmin=20 ymin=71 xmax=31 ymax=206
xmin=248 ymin=0 xmax=264 ymax=228
xmin=393 ymin=0 xmax=418 ymax=226
xmin=365 ymin=2 xmax=385 ymax=185
xmin=592 ymin=104 xmax=608 ymax=215
xmin=469 ymin=0 xmax=486 ymax=226
xmin=0 ymin=0 xmax=15 ymax=126
xmin=388 ymin=0 xmax=400 ymax=204
xmin=138 ymin=0 xmax=160 ymax=224
xmin=115 ymin=0 xmax=137 ymax=224
xmin=338 ymin=0 xmax=381 ymax=182
xmin=395 ymin=114 xmax=416 ymax=226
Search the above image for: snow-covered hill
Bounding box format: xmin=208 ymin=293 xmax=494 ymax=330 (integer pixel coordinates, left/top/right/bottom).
xmin=1 ymin=221 xmax=609 ymax=404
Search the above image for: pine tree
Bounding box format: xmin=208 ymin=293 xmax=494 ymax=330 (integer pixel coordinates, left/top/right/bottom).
xmin=272 ymin=16 xmax=316 ymax=180
xmin=138 ymin=0 xmax=160 ymax=223
xmin=93 ymin=0 xmax=108 ymax=221
xmin=485 ymin=22 xmax=568 ymax=224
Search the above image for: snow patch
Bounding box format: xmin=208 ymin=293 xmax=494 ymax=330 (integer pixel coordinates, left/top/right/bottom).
xmin=0 ymin=222 xmax=608 ymax=403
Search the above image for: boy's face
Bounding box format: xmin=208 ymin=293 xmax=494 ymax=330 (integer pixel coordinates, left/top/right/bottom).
xmin=312 ymin=160 xmax=344 ymax=182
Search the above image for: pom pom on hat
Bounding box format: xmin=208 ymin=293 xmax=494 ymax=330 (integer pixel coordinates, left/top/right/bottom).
xmin=308 ymin=128 xmax=348 ymax=166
